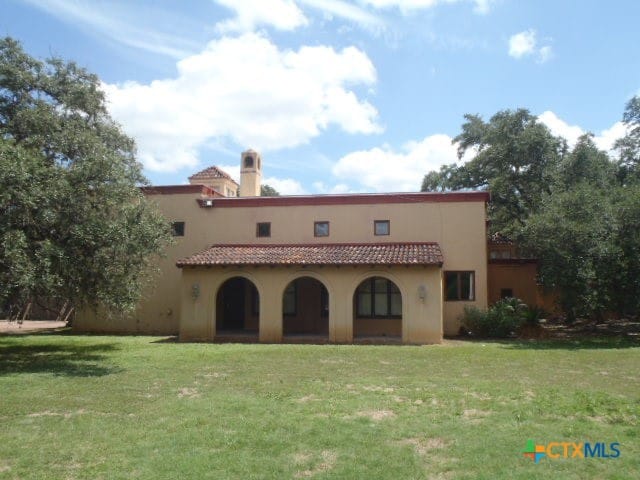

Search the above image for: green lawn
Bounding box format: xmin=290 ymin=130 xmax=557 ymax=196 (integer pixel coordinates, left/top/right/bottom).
xmin=0 ymin=334 xmax=638 ymax=479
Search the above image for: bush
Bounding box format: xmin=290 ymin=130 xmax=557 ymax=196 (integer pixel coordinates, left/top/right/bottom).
xmin=462 ymin=297 xmax=535 ymax=338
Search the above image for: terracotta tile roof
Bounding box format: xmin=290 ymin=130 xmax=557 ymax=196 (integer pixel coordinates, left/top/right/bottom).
xmin=177 ymin=243 xmax=443 ymax=267
xmin=188 ymin=165 xmax=238 ymax=185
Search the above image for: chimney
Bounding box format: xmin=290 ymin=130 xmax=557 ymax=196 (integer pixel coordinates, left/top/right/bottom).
xmin=239 ymin=149 xmax=262 ymax=197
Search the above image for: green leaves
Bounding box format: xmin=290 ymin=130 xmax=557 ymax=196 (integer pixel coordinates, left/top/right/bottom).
xmin=0 ymin=37 xmax=171 ymax=314
xmin=422 ymin=109 xmax=563 ymax=235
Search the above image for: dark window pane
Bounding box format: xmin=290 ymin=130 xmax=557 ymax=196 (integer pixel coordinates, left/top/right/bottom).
xmin=461 ymin=272 xmax=474 ymax=300
xmin=314 ymin=221 xmax=329 ymax=237
xmin=171 ymin=221 xmax=185 ymax=237
xmin=357 ymin=293 xmax=372 ymax=316
xmin=390 ymin=293 xmax=402 ymax=316
xmin=374 ymin=220 xmax=390 ymax=235
xmin=374 ymin=277 xmax=388 ymax=293
xmin=374 ymin=292 xmax=388 ymax=315
xmin=257 ymin=222 xmax=271 ymax=237
xmin=500 ymin=288 xmax=513 ymax=299
xmin=445 ymin=272 xmax=459 ymax=300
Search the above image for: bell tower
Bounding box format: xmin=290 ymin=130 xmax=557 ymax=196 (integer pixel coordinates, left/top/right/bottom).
xmin=239 ymin=149 xmax=262 ymax=197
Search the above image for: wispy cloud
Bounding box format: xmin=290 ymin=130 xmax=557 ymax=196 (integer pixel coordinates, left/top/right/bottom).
xmin=300 ymin=0 xmax=384 ymax=30
xmin=20 ymin=0 xmax=201 ymax=58
xmin=360 ymin=0 xmax=495 ymax=15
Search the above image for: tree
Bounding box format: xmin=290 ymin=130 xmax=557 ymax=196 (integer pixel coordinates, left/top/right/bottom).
xmin=614 ymin=95 xmax=640 ymax=183
xmin=0 ymin=37 xmax=171 ymax=315
xmin=260 ymin=184 xmax=280 ymax=196
xmin=555 ymin=134 xmax=618 ymax=190
xmin=520 ymin=138 xmax=632 ymax=320
xmin=422 ymin=109 xmax=565 ymax=235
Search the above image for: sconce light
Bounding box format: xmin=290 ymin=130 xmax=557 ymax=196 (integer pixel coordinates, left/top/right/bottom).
xmin=417 ymin=284 xmax=427 ymax=301
xmin=191 ymin=283 xmax=200 ymax=300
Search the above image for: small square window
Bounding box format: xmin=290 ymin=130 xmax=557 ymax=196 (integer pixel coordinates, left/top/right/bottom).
xmin=500 ymin=288 xmax=513 ymax=299
xmin=171 ymin=221 xmax=185 ymax=237
xmin=374 ymin=220 xmax=390 ymax=236
xmin=256 ymin=222 xmax=271 ymax=237
xmin=314 ymin=221 xmax=329 ymax=237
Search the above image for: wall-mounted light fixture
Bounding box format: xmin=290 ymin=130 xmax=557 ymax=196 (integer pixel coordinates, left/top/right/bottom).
xmin=191 ymin=283 xmax=200 ymax=300
xmin=418 ymin=284 xmax=427 ymax=301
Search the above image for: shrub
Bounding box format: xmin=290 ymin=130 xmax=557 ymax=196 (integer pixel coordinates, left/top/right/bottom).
xmin=462 ymin=297 xmax=535 ymax=338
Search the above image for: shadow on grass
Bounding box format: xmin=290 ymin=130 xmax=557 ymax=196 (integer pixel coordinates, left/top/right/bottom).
xmin=0 ymin=340 xmax=123 ymax=377
xmin=495 ymin=336 xmax=640 ymax=350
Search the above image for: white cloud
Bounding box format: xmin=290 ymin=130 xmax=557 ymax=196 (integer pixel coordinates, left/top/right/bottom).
xmin=508 ymin=29 xmax=552 ymax=63
xmin=312 ymin=181 xmax=355 ymax=194
xmin=22 ymin=0 xmax=199 ymax=58
xmin=332 ymin=134 xmax=461 ymax=192
xmin=216 ymin=164 xmax=241 ymax=183
xmin=508 ymin=29 xmax=536 ymax=58
xmin=210 ymin=165 xmax=307 ymax=195
xmin=538 ymin=111 xmax=584 ymax=147
xmin=263 ymin=177 xmax=307 ymax=195
xmin=593 ymin=121 xmax=626 ymax=152
xmin=103 ymin=33 xmax=380 ymax=172
xmin=360 ymin=0 xmax=494 ymax=14
xmin=538 ymin=111 xmax=625 ymax=152
xmin=215 ymin=0 xmax=308 ymax=33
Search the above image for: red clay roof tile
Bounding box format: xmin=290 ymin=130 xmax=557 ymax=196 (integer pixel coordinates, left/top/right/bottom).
xmin=177 ymin=243 xmax=443 ymax=267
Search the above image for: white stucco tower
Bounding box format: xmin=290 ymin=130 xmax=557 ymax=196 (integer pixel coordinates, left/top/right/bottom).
xmin=239 ymin=149 xmax=262 ymax=197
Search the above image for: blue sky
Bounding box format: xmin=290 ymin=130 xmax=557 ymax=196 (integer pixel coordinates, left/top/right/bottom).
xmin=4 ymin=0 xmax=640 ymax=194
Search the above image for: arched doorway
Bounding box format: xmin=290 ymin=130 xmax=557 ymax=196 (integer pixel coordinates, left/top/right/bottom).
xmin=282 ymin=277 xmax=329 ymax=337
xmin=353 ymin=276 xmax=402 ymax=338
xmin=216 ymin=277 xmax=259 ymax=335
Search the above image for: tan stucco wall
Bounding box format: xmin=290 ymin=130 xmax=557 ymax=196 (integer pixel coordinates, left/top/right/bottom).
xmin=75 ymin=192 xmax=487 ymax=340
xmin=74 ymin=192 xmax=211 ymax=334
xmin=179 ymin=265 xmax=443 ymax=344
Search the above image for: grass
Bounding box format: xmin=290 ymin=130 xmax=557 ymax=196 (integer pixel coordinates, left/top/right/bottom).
xmin=0 ymin=334 xmax=638 ymax=479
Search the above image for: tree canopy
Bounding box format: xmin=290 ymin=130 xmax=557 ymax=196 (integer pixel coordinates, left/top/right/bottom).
xmin=260 ymin=184 xmax=280 ymax=196
xmin=422 ymin=109 xmax=564 ymax=235
xmin=0 ymin=37 xmax=171 ymax=315
xmin=423 ymin=99 xmax=640 ymax=320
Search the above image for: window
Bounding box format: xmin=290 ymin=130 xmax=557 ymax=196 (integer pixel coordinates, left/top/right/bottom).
xmin=244 ymin=156 xmax=254 ymax=168
xmin=314 ymin=221 xmax=329 ymax=237
xmin=444 ymin=271 xmax=475 ymax=301
xmin=374 ymin=220 xmax=390 ymax=236
xmin=256 ymin=222 xmax=271 ymax=237
xmin=356 ymin=277 xmax=401 ymax=318
xmin=500 ymin=288 xmax=513 ymax=299
xmin=283 ymin=283 xmax=296 ymax=315
xmin=171 ymin=221 xmax=185 ymax=237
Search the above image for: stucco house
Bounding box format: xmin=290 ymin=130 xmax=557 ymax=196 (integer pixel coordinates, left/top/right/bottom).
xmin=75 ymin=149 xmax=509 ymax=344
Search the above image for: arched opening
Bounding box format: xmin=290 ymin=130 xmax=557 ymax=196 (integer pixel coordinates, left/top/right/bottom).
xmin=282 ymin=277 xmax=329 ymax=338
xmin=216 ymin=277 xmax=259 ymax=336
xmin=353 ymin=276 xmax=402 ymax=338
